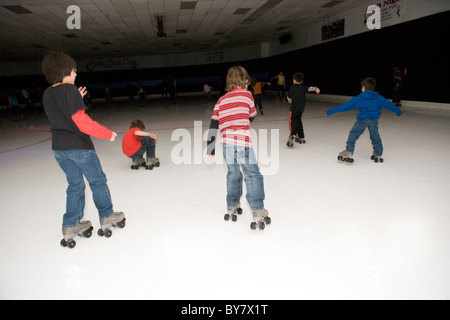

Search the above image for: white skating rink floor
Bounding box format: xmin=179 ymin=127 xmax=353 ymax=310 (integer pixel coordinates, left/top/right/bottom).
xmin=1 ymin=94 xmax=449 ymax=300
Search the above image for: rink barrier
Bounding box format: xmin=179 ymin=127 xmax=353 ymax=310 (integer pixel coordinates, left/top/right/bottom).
xmin=305 ymin=93 xmax=450 ymax=111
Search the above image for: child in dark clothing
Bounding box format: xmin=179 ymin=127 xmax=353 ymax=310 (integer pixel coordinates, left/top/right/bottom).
xmin=286 ymin=72 xmax=320 ymax=147
xmin=326 ymin=77 xmax=403 ymax=163
xmin=42 ymin=52 xmax=125 ymax=248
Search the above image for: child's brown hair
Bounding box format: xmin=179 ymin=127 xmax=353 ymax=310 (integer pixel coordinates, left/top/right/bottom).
xmin=130 ymin=120 xmax=145 ymax=130
xmin=42 ymin=52 xmax=77 ymax=85
xmin=361 ymin=77 xmax=377 ymax=91
xmin=226 ymin=66 xmax=251 ymax=91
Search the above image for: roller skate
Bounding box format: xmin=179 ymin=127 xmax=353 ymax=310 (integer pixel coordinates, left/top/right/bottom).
xmin=370 ymin=152 xmax=384 ymax=163
xmin=145 ymin=157 xmax=160 ymax=170
xmin=131 ymin=157 xmax=146 ymax=170
xmin=287 ymin=134 xmax=295 ymax=148
xmin=294 ymin=134 xmax=306 ymax=144
xmin=337 ymin=150 xmax=354 ymax=163
xmin=61 ymin=220 xmax=93 ymax=249
xmin=250 ymin=209 xmax=271 ymax=231
xmin=97 ymin=212 xmax=126 ymax=238
xmin=224 ymin=203 xmax=243 ymax=222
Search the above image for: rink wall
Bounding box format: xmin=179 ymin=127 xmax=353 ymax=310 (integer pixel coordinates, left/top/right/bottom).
xmin=306 ymin=94 xmax=450 ymax=111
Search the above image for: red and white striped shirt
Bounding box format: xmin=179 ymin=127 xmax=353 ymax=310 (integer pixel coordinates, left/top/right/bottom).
xmin=211 ymin=88 xmax=257 ymax=147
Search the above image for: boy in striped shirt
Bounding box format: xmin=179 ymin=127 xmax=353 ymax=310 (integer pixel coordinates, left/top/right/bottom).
xmin=207 ymin=66 xmax=270 ymax=230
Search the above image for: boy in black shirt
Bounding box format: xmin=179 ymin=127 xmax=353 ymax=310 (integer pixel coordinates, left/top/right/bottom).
xmin=286 ymin=72 xmax=320 ymax=147
xmin=42 ymin=52 xmax=125 ymax=248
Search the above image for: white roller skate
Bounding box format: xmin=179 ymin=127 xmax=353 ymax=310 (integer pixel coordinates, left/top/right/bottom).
xmin=250 ymin=209 xmax=271 ymax=230
xmin=97 ymin=212 xmax=126 ymax=238
xmin=61 ymin=220 xmax=93 ymax=249
xmin=131 ymin=157 xmax=146 ymax=170
xmin=337 ymin=150 xmax=354 ymax=163
xmin=371 ymin=152 xmax=384 ymax=163
xmin=294 ymin=134 xmax=306 ymax=144
xmin=145 ymin=157 xmax=160 ymax=170
xmin=224 ymin=203 xmax=243 ymax=222
xmin=287 ymin=134 xmax=295 ymax=148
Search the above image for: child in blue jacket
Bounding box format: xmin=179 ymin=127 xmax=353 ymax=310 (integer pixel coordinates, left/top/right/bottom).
xmin=326 ymin=77 xmax=402 ymax=162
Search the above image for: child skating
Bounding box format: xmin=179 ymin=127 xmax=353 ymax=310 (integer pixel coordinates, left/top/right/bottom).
xmin=286 ymin=72 xmax=320 ymax=147
xmin=122 ymin=119 xmax=159 ymax=170
xmin=42 ymin=52 xmax=125 ymax=248
xmin=326 ymin=77 xmax=402 ymax=163
xmin=207 ymin=66 xmax=271 ymax=230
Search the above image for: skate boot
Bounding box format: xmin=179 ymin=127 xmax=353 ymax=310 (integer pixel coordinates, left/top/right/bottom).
xmin=287 ymin=134 xmax=295 ymax=148
xmin=259 ymin=108 xmax=264 ymax=116
xmin=294 ymin=134 xmax=306 ymax=144
xmin=250 ymin=209 xmax=271 ymax=230
xmin=61 ymin=220 xmax=93 ymax=249
xmin=145 ymin=157 xmax=160 ymax=170
xmin=131 ymin=157 xmax=145 ymax=170
xmin=337 ymin=150 xmax=354 ymax=163
xmin=371 ymin=152 xmax=384 ymax=163
xmin=97 ymin=212 xmax=126 ymax=238
xmin=224 ymin=203 xmax=243 ymax=222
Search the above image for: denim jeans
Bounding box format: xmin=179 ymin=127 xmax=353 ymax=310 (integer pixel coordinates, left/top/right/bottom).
xmin=131 ymin=136 xmax=155 ymax=159
xmin=53 ymin=150 xmax=114 ymax=228
xmin=222 ymin=143 xmax=265 ymax=212
xmin=346 ymin=119 xmax=383 ymax=156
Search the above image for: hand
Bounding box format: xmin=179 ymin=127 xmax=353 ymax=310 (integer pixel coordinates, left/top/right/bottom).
xmin=149 ymin=133 xmax=158 ymax=143
xmin=109 ymin=131 xmax=117 ymax=142
xmin=78 ymin=86 xmax=87 ymax=98
xmin=316 ymin=87 xmax=321 ymax=94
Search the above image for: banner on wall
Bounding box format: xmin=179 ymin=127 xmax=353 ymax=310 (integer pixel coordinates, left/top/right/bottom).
xmin=86 ymin=57 xmax=137 ymax=71
xmin=364 ymin=0 xmax=407 ymax=28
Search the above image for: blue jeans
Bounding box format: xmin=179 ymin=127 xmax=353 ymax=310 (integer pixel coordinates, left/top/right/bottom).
xmin=53 ymin=150 xmax=114 ymax=228
xmin=222 ymin=143 xmax=265 ymax=212
xmin=346 ymin=119 xmax=383 ymax=156
xmin=131 ymin=136 xmax=156 ymax=159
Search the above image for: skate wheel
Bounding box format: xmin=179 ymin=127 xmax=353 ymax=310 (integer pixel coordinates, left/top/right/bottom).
xmin=349 ymin=158 xmax=354 ymax=163
xmin=68 ymin=239 xmax=76 ymax=248
xmin=231 ymin=214 xmax=237 ymax=222
xmin=97 ymin=229 xmax=104 ymax=237
xmin=155 ymin=162 xmax=160 ymax=167
xmin=82 ymin=228 xmax=92 ymax=238
xmin=105 ymin=229 xmax=112 ymax=238
xmin=379 ymin=158 xmax=384 ymax=163
xmin=371 ymin=155 xmax=375 ymax=160
xmin=146 ymin=164 xmax=154 ymax=170
xmin=60 ymin=239 xmax=67 ymax=247
xmin=259 ymin=222 xmax=265 ymax=230
xmin=250 ymin=222 xmax=257 ymax=230
xmin=224 ymin=214 xmax=230 ymax=221
xmin=264 ymin=217 xmax=271 ymax=225
xmin=117 ymin=219 xmax=126 ymax=228
xmin=237 ymin=208 xmax=243 ymax=215
xmin=338 ymin=156 xmax=342 ymax=161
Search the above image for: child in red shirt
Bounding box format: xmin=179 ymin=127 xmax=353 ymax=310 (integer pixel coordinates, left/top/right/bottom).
xmin=122 ymin=120 xmax=159 ymax=169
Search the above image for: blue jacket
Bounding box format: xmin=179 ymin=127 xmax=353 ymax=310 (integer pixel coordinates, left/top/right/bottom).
xmin=326 ymin=90 xmax=403 ymax=119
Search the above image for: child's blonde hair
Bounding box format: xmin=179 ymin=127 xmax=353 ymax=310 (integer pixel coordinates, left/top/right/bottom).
xmin=130 ymin=120 xmax=145 ymax=130
xmin=226 ymin=66 xmax=251 ymax=91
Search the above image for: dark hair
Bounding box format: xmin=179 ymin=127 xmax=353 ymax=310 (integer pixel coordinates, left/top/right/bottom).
xmin=361 ymin=77 xmax=377 ymax=91
xmin=130 ymin=119 xmax=145 ymax=130
xmin=42 ymin=52 xmax=76 ymax=85
xmin=226 ymin=66 xmax=251 ymax=91
xmin=293 ymin=72 xmax=304 ymax=83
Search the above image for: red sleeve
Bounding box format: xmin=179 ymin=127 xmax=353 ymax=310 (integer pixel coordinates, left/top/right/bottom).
xmin=72 ymin=109 xmax=113 ymax=140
